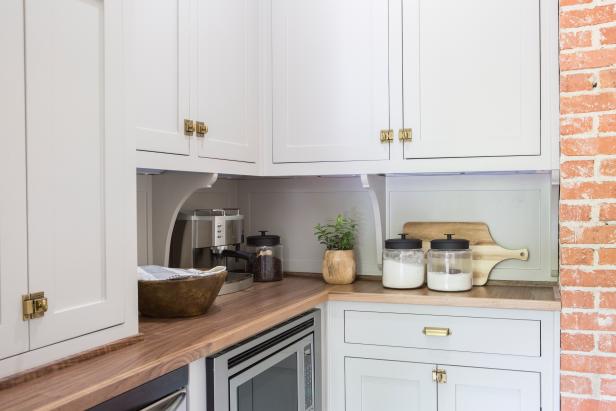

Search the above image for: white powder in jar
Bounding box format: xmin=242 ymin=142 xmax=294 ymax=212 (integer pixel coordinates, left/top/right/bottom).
xmin=382 ymin=260 xmax=425 ymax=289
xmin=427 ymin=271 xmax=472 ymax=291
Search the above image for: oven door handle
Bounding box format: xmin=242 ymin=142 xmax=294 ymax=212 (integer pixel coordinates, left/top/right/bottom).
xmin=140 ymin=388 xmax=186 ymax=411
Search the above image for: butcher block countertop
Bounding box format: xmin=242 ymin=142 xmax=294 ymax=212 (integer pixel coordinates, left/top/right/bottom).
xmin=0 ymin=274 xmax=560 ymax=411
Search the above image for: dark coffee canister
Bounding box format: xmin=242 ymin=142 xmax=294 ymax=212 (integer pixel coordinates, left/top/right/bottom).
xmin=246 ymin=231 xmax=284 ymax=282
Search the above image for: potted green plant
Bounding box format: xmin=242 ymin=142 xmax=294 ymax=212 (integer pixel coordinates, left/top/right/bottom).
xmin=314 ymin=214 xmax=358 ymax=284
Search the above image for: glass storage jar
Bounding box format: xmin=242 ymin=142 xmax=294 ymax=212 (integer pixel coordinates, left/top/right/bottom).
xmin=427 ymin=234 xmax=473 ymax=292
xmin=246 ymin=231 xmax=283 ymax=282
xmin=382 ymin=234 xmax=425 ymax=289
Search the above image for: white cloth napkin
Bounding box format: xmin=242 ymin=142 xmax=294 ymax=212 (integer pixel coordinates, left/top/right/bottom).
xmin=137 ymin=265 xmax=226 ymax=281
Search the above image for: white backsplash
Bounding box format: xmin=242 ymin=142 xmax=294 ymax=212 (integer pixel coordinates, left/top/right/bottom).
xmin=138 ymin=173 xmax=558 ymax=282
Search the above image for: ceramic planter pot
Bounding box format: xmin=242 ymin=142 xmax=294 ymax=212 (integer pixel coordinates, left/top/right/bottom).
xmin=322 ymin=250 xmax=356 ymax=284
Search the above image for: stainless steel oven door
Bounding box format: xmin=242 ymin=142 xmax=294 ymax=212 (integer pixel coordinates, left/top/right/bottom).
xmin=229 ymin=333 xmax=315 ymax=411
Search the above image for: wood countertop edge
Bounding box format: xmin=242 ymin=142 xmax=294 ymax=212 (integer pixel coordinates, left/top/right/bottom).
xmin=326 ymin=291 xmax=561 ymax=311
xmin=36 ymin=289 xmax=331 ymax=411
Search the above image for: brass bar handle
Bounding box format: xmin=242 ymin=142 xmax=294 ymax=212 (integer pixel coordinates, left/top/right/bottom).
xmin=423 ymin=326 xmax=451 ymax=337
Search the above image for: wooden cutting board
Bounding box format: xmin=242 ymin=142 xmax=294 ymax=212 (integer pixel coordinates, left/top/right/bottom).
xmin=402 ymin=222 xmax=529 ymax=286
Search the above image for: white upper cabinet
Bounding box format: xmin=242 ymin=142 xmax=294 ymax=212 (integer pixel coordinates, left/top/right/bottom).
xmin=24 ymin=0 xmax=129 ymax=349
xmin=130 ymin=0 xmax=191 ymax=156
xmin=437 ymin=366 xmax=541 ymax=411
xmin=193 ymin=0 xmax=259 ymax=163
xmin=401 ymin=0 xmax=541 ymax=159
xmin=131 ymin=0 xmax=260 ymax=171
xmin=271 ymin=0 xmax=391 ymax=163
xmin=0 ymin=0 xmax=29 ymax=360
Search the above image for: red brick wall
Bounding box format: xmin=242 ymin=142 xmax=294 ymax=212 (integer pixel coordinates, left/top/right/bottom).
xmin=560 ymin=1 xmax=616 ymax=409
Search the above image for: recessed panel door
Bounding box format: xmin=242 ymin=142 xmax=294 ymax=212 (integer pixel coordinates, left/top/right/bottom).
xmin=25 ymin=0 xmax=128 ymax=348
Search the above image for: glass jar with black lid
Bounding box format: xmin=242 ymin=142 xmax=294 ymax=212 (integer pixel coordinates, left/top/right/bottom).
xmin=382 ymin=234 xmax=425 ymax=289
xmin=246 ymin=231 xmax=283 ymax=282
xmin=427 ymin=234 xmax=473 ymax=292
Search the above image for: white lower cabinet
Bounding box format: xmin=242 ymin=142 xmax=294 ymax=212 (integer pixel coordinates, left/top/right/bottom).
xmin=328 ymin=302 xmax=559 ymax=411
xmin=344 ymin=358 xmax=540 ymax=411
xmin=437 ymin=365 xmax=540 ymax=411
xmin=345 ymin=358 xmax=436 ymax=411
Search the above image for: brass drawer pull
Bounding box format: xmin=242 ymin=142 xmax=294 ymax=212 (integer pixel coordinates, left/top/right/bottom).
xmin=423 ymin=327 xmax=451 ymax=337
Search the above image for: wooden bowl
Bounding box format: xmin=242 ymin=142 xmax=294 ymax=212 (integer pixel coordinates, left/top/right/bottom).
xmin=138 ymin=271 xmax=227 ymax=318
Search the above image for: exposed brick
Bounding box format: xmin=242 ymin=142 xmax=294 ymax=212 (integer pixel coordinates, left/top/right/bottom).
xmin=561 ymin=397 xmax=616 ymax=411
xmin=599 ymin=248 xmax=616 ymax=265
xmin=560 ymin=0 xmax=591 ymax=6
xmin=602 ymin=26 xmax=616 ymax=45
xmin=600 ymin=113 xmax=616 ymax=132
xmin=561 ymin=204 xmax=592 ymax=221
xmin=561 ymin=137 xmax=616 ymax=156
xmin=561 ymin=374 xmax=593 ymax=394
xmin=602 ymin=378 xmax=616 ymax=396
xmin=601 ymin=158 xmax=616 ymax=176
xmin=562 ymin=312 xmax=616 ymax=331
xmin=600 ymin=69 xmax=616 ymax=89
xmin=561 ymin=247 xmax=595 ymax=265
xmin=561 ymin=72 xmax=595 ymax=92
xmin=569 ymin=226 xmax=616 ymax=244
xmin=561 ymin=159 xmax=595 ymax=178
xmin=562 ymin=332 xmax=595 ymax=351
xmin=562 ymin=290 xmax=596 ymax=308
xmin=562 ymin=354 xmax=616 ymax=373
xmin=600 ymin=203 xmax=616 ymax=221
xmin=561 ymin=268 xmax=616 ymax=287
xmin=561 ymin=92 xmax=616 ymax=114
xmin=562 ymin=116 xmax=593 ymax=136
xmin=600 ymin=334 xmax=616 ymax=353
xmin=560 ymin=4 xmax=616 ymax=29
xmin=561 ymin=31 xmax=593 ymax=51
xmin=602 ymin=292 xmax=616 ymax=308
xmin=561 ymin=181 xmax=616 ymax=199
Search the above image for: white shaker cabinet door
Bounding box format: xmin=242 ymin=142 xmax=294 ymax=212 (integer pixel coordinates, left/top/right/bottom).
xmin=271 ymin=0 xmax=391 ymax=163
xmin=130 ymin=0 xmax=191 ymax=155
xmin=345 ymin=358 xmax=437 ymax=411
xmin=402 ymin=0 xmax=540 ymax=159
xmin=0 ymin=0 xmax=29 ymax=359
xmin=193 ymin=0 xmax=258 ymax=163
xmin=437 ymin=366 xmax=541 ymax=411
xmin=25 ymin=0 xmax=129 ymax=349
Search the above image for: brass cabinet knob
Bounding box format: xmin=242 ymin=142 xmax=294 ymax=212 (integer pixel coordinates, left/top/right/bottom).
xmin=399 ymin=128 xmax=412 ymax=142
xmin=380 ymin=129 xmax=393 ymax=143
xmin=184 ymin=119 xmax=195 ymax=135
xmin=196 ymin=121 xmax=208 ymax=136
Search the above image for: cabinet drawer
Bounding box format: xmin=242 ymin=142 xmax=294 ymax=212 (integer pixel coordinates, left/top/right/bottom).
xmin=344 ymin=310 xmax=540 ymax=357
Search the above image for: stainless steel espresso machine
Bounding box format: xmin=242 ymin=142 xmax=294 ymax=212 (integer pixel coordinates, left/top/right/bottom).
xmin=168 ymin=208 xmax=253 ymax=294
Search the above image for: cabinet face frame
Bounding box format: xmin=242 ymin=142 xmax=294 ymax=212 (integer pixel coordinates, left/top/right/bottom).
xmin=0 ymin=0 xmax=30 ymax=360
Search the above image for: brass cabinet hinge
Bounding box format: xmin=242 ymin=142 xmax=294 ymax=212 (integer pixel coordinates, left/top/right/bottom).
xmin=22 ymin=292 xmax=48 ymax=321
xmin=380 ymin=129 xmax=394 ymax=143
xmin=196 ymin=121 xmax=208 ymax=136
xmin=184 ymin=119 xmax=195 ymax=135
xmin=398 ymin=128 xmax=412 ymax=142
xmin=432 ymin=368 xmax=447 ymax=384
